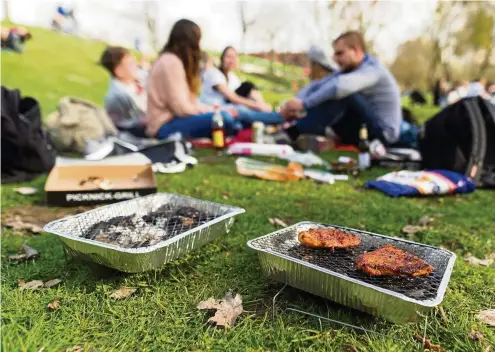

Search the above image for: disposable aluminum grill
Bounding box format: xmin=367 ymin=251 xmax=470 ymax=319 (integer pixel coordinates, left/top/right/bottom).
xmin=247 ymin=222 xmax=456 ymax=324
xmin=44 ymin=193 xmax=245 ymax=272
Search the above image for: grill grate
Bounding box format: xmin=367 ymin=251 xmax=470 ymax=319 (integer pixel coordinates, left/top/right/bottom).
xmin=45 ymin=194 xmax=222 ymax=249
xmin=250 ymin=224 xmax=452 ymax=301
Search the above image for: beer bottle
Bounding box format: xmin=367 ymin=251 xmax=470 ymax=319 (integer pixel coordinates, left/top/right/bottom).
xmin=211 ymin=105 xmax=226 ymax=150
xmin=358 ymin=124 xmax=371 ymax=170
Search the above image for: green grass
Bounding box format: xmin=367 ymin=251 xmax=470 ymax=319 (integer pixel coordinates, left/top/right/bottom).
xmin=2 ymin=26 xmax=495 ymax=352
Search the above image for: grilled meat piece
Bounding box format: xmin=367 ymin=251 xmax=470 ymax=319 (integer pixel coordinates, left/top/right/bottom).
xmin=355 ymin=245 xmax=434 ymax=277
xmin=298 ymin=228 xmax=361 ymax=250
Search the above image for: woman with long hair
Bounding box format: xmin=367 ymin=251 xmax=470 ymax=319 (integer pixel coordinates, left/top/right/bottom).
xmin=200 ymin=46 xmax=272 ymax=112
xmin=146 ymin=19 xmax=239 ymax=139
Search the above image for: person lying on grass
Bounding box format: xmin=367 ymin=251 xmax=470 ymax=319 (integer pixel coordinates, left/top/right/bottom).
xmin=146 ymin=19 xmax=284 ymax=140
xmin=1 ymin=27 xmax=32 ymax=53
xmin=200 ymin=46 xmax=272 ymax=113
xmin=278 ymin=31 xmax=403 ymax=147
xmin=100 ymin=46 xmax=149 ymax=138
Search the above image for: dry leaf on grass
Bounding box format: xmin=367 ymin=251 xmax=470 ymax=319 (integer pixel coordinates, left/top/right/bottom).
xmin=65 ymin=346 xmax=83 ymax=352
xmin=402 ymin=225 xmax=425 ymax=234
xmin=9 ymin=243 xmax=40 ymax=263
xmin=197 ymin=291 xmax=243 ymax=328
xmin=222 ymin=193 xmax=231 ymax=200
xmin=413 ymin=334 xmax=444 ymax=352
xmin=48 ymin=299 xmax=60 ymax=310
xmin=476 ymin=309 xmax=495 ymax=326
xmin=19 ymin=280 xmax=44 ymax=290
xmin=469 ymin=330 xmax=484 ymax=341
xmin=464 ymin=253 xmax=495 ymax=266
xmin=14 ymin=187 xmax=38 ymax=195
xmin=4 ymin=216 xmax=44 ymax=234
xmin=268 ymin=218 xmax=288 ymax=228
xmin=109 ymin=287 xmax=136 ymax=299
xmin=44 ymin=279 xmax=62 ymax=288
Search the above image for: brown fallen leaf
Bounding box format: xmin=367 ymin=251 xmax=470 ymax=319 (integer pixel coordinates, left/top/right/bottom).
xmin=4 ymin=216 xmax=44 ymax=234
xmin=48 ymin=299 xmax=60 ymax=310
xmin=197 ymin=291 xmax=243 ymax=328
xmin=469 ymin=330 xmax=484 ymax=341
xmin=476 ymin=309 xmax=495 ymax=326
xmin=19 ymin=280 xmax=44 ymax=290
xmin=413 ymin=334 xmax=444 ymax=352
xmin=44 ymin=279 xmax=62 ymax=288
xmin=464 ymin=253 xmax=495 ymax=266
xmin=109 ymin=287 xmax=136 ymax=299
xmin=268 ymin=218 xmax=288 ymax=228
xmin=402 ymin=225 xmax=425 ymax=234
xmin=9 ymin=243 xmax=40 ymax=263
xmin=65 ymin=346 xmax=83 ymax=352
xmin=222 ymin=193 xmax=231 ymax=200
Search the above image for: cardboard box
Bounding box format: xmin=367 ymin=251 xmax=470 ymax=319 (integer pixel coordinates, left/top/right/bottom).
xmin=45 ymin=154 xmax=157 ymax=206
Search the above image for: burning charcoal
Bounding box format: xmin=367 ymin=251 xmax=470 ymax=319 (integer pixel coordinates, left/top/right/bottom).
xmin=182 ymin=217 xmax=195 ymax=226
xmin=80 ymin=207 xmax=216 ymax=249
xmin=174 ymin=207 xmax=204 ymax=220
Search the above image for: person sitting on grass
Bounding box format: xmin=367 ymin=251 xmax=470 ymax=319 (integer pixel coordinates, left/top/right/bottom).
xmin=1 ymin=27 xmax=32 ymax=53
xmin=147 ymin=20 xmax=284 ymax=140
xmin=307 ymin=44 xmax=337 ymax=81
xmin=100 ymin=46 xmax=149 ymax=138
xmin=279 ymin=31 xmax=403 ymax=147
xmin=200 ymin=46 xmax=272 ymax=112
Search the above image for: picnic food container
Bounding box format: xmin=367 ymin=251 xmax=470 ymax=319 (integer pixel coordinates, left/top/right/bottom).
xmin=247 ymin=222 xmax=456 ymax=324
xmin=44 ymin=193 xmax=245 ymax=272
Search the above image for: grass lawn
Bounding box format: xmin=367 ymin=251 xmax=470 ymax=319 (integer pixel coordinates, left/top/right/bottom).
xmin=2 ymin=27 xmax=495 ymax=352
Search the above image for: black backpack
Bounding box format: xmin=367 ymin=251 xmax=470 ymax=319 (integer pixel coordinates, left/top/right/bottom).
xmin=1 ymin=86 xmax=56 ymax=183
xmin=418 ymin=97 xmax=495 ymax=187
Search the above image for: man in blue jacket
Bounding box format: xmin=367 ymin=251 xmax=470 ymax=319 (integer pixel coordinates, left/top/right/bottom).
xmin=281 ymin=31 xmax=402 ymax=146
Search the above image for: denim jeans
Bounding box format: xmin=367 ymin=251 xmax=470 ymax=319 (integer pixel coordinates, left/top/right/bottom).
xmin=295 ymin=94 xmax=383 ymax=145
xmin=157 ymin=111 xmax=241 ymax=140
xmin=235 ymin=106 xmax=284 ymax=127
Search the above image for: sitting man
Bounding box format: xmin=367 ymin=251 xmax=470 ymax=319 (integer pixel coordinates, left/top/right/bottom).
xmin=307 ymin=44 xmax=337 ymax=81
xmin=280 ymin=31 xmax=402 ymax=147
xmin=100 ymin=46 xmax=148 ymax=138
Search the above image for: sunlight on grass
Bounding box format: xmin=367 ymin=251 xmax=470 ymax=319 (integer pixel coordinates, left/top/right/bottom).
xmin=2 ymin=25 xmax=495 ymax=352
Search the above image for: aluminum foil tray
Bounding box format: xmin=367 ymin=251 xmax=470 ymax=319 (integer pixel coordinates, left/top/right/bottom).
xmin=44 ymin=193 xmax=245 ymax=273
xmin=247 ymin=222 xmax=456 ymax=324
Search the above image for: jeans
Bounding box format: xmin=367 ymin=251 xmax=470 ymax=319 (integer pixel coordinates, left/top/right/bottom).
xmin=295 ymin=94 xmax=383 ymax=145
xmin=235 ymin=106 xmax=284 ymax=127
xmin=157 ymin=111 xmax=241 ymax=140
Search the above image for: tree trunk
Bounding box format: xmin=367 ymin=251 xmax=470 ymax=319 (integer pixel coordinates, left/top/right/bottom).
xmin=479 ymin=47 xmax=493 ymax=77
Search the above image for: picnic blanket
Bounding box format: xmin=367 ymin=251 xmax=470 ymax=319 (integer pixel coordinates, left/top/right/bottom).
xmin=366 ymin=170 xmax=476 ymax=197
xmin=190 ymin=128 xmax=359 ymax=151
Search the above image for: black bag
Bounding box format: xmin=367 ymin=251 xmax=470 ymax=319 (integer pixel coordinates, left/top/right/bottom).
xmin=1 ymin=86 xmax=56 ymax=183
xmin=418 ymin=97 xmax=495 ymax=187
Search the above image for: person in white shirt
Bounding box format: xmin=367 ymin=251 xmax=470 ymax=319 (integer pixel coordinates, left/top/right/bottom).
xmin=200 ymin=46 xmax=272 ymax=112
xmin=446 ymin=81 xmax=469 ymax=105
